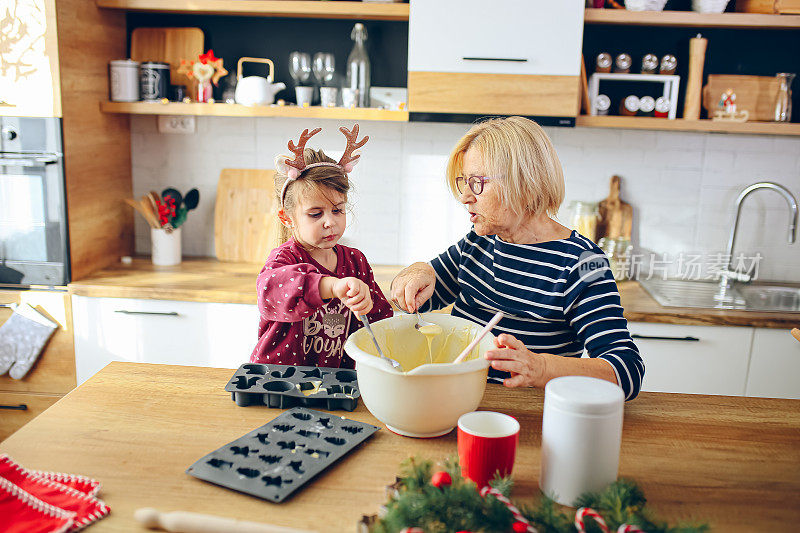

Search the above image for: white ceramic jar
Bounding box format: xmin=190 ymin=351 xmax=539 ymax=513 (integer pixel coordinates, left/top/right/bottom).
xmin=539 ymin=376 xmax=624 ymax=506
xmin=109 ymin=59 xmax=140 ymax=102
xmin=151 ymin=227 xmax=181 ymax=266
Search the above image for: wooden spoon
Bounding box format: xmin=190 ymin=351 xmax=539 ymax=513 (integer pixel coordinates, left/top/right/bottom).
xmin=453 ymin=311 xmax=504 ymax=364
xmin=139 ymin=197 xmax=161 ymax=228
xmin=791 ymin=328 xmax=800 ymax=343
xmin=124 ymin=198 xmax=157 ymax=228
xmin=134 ymin=507 xmax=316 ymax=533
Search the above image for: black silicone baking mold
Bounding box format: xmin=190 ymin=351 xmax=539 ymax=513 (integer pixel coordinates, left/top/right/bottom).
xmin=186 ymin=407 xmax=379 ymax=503
xmin=225 ymin=363 xmax=361 ymax=411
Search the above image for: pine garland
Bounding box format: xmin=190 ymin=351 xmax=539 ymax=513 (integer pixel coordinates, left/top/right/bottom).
xmin=371 ymin=456 xmax=709 ymax=533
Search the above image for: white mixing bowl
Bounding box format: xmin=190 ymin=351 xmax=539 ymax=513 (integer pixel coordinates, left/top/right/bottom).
xmin=344 ymin=313 xmax=492 ymax=438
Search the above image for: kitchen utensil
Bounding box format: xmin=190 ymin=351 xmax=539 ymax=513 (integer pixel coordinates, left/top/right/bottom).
xmin=125 ymin=198 xmax=158 ymax=228
xmin=702 ymin=75 xmax=781 ymax=121
xmin=214 ymin=169 xmax=281 ymax=263
xmin=135 ymin=508 xmax=317 ymax=533
xmin=360 ymin=315 xmax=403 ymax=372
xmin=139 ymin=197 xmax=162 ymax=228
xmin=183 ymin=188 xmax=200 ymax=210
xmin=130 ymin=27 xmax=204 ymax=101
xmin=413 ymin=311 xmax=439 ymax=333
xmin=791 ymin=328 xmax=800 ymax=342
xmin=344 ymin=313 xmax=492 ymax=438
xmin=289 ymin=51 xmax=311 ymax=86
xmin=234 ymin=57 xmax=285 ymax=106
xmin=226 ymin=363 xmax=363 ymax=411
xmin=683 ymin=34 xmax=707 ymax=120
xmin=161 ymin=187 xmax=182 ymax=206
xmin=457 ymin=411 xmax=519 ymax=489
xmin=452 ymin=311 xmax=504 ymax=364
xmin=186 ymin=407 xmax=379 ymax=503
xmin=596 ymin=175 xmax=633 ymax=241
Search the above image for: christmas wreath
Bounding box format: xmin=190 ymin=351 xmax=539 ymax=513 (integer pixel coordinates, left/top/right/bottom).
xmin=363 ymin=457 xmax=708 ymax=533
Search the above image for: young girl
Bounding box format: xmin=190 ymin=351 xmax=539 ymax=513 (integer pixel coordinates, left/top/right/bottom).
xmin=250 ymin=125 xmax=393 ymax=369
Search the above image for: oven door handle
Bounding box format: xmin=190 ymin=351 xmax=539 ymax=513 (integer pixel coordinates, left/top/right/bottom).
xmin=0 ymin=156 xmax=59 ymax=167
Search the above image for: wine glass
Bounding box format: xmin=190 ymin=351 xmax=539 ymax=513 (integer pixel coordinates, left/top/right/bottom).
xmin=312 ymin=52 xmax=336 ymax=87
xmin=288 ymin=52 xmax=311 ymax=86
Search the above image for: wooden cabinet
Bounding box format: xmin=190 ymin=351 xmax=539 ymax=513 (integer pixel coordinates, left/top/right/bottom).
xmin=629 ymin=321 xmax=753 ymax=396
xmin=71 ymin=295 xmax=259 ymax=384
xmin=407 ymin=0 xmax=583 ymax=117
xmin=745 ymin=327 xmax=800 ymax=400
xmin=0 ymin=289 xmax=75 ymax=440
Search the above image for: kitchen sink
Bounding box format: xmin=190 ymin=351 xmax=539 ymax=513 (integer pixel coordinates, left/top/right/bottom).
xmin=639 ymin=278 xmax=800 ymax=313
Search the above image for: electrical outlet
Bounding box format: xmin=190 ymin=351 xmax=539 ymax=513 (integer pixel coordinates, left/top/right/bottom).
xmin=157 ymin=115 xmax=196 ymax=134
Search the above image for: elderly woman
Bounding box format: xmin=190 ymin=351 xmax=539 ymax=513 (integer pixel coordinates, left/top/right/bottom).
xmin=391 ymin=116 xmax=643 ymax=400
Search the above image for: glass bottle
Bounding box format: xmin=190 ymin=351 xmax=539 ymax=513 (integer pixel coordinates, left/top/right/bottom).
xmin=567 ymin=201 xmax=599 ymax=242
xmin=774 ymin=72 xmax=795 ymax=122
xmin=346 ymin=23 xmax=370 ymax=108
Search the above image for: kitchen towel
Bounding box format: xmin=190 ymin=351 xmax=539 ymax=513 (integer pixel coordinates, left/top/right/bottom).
xmin=0 ymin=303 xmax=58 ymax=379
xmin=0 ymin=454 xmax=109 ymax=533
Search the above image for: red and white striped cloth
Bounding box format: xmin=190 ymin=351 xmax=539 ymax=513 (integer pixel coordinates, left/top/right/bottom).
xmin=0 ymin=454 xmax=109 ymax=532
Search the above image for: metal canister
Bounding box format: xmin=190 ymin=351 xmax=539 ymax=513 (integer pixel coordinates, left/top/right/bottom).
xmin=595 ymin=53 xmax=612 ymax=73
xmin=655 ymin=96 xmax=670 ymax=118
xmin=641 ymin=54 xmax=658 ymax=75
xmin=140 ymin=62 xmax=170 ymax=102
xmin=109 ymin=59 xmax=140 ymax=102
xmin=620 ymin=95 xmax=639 ymax=116
xmin=639 ymin=96 xmax=656 ymax=116
xmin=594 ymin=94 xmax=611 ymax=115
xmin=613 ymin=54 xmax=632 ymax=73
xmin=659 ymin=54 xmax=677 ymax=75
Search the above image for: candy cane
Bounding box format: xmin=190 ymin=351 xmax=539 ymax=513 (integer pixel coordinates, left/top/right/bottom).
xmin=480 ymin=486 xmax=538 ymax=533
xmin=617 ymin=525 xmax=644 ymax=533
xmin=575 ymin=507 xmax=609 ymax=533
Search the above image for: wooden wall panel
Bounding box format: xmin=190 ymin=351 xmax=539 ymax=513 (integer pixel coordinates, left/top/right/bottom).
xmin=408 ymin=71 xmax=580 ymax=117
xmin=56 ymin=0 xmax=133 ymax=281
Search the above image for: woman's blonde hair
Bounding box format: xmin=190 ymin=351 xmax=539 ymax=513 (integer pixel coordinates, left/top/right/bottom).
xmin=445 ymin=116 xmax=565 ymax=217
xmin=274 ymin=148 xmax=350 ymax=244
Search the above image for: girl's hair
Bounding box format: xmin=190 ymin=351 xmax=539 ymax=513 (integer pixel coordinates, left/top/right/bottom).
xmin=274 ymin=148 xmax=350 ymax=244
xmin=445 ymin=116 xmax=565 ymax=217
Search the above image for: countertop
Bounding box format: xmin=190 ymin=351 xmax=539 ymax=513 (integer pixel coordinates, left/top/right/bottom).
xmin=67 ymin=257 xmax=799 ymax=329
xmin=1 ymin=362 xmax=798 ymax=531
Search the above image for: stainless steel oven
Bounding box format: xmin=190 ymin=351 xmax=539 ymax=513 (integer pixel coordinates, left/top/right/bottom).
xmin=0 ymin=117 xmax=69 ymax=287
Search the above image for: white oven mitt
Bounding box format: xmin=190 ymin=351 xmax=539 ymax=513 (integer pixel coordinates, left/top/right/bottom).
xmin=0 ymin=303 xmax=58 ymax=379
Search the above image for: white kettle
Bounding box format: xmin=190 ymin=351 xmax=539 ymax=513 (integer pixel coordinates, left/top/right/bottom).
xmin=234 ymin=57 xmax=286 ymax=106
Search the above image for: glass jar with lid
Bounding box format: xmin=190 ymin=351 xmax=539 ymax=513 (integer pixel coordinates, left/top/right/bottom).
xmin=567 ymin=201 xmax=599 ymax=242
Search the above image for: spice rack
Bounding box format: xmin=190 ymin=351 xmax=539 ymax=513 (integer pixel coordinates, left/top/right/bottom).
xmin=588 ymin=73 xmax=680 ymax=119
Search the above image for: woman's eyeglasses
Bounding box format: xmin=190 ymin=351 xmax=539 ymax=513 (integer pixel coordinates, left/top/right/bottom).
xmin=455 ymin=175 xmax=493 ymax=195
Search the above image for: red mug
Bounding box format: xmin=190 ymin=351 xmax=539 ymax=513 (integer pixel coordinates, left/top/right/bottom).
xmin=457 ymin=411 xmax=520 ymax=488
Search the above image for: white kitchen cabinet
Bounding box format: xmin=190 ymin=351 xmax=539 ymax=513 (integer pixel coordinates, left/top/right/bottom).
xmin=409 ymin=0 xmax=583 ymax=76
xmin=628 ymin=321 xmax=753 ymax=396
xmin=407 ymin=0 xmax=583 ymax=117
xmin=72 ymin=295 xmax=259 ymax=385
xmin=745 ymin=328 xmax=800 ymax=400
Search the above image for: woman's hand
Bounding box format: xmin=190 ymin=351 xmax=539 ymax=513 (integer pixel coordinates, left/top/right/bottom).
xmin=330 ymin=277 xmax=373 ymax=316
xmin=484 ymin=334 xmax=549 ymax=388
xmin=390 ymin=262 xmax=436 ymax=313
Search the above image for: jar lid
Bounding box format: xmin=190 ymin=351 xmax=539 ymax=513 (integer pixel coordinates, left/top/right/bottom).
xmin=655 ymin=96 xmax=670 ymax=112
xmin=544 ymin=376 xmax=624 ymax=415
xmin=639 ymin=96 xmax=656 ymax=112
xmin=110 ymin=59 xmax=140 ymax=66
xmin=596 ymin=53 xmax=612 ymax=68
xmin=140 ymin=61 xmax=170 ymax=68
xmin=623 ymin=95 xmax=640 ymax=112
xmin=615 ymin=54 xmax=632 ymax=69
xmin=595 ymin=94 xmax=611 ymax=111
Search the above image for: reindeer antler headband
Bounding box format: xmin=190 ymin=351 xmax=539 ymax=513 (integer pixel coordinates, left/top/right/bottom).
xmin=276 ymin=124 xmax=369 ymax=207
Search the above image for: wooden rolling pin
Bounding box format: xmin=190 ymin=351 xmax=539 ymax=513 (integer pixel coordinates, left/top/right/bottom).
xmin=791 ymin=328 xmax=800 ymax=343
xmin=683 ymin=34 xmax=708 ymax=120
xmin=135 ymin=508 xmax=317 ymax=533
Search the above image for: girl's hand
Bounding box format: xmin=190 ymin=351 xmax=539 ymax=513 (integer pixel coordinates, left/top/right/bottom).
xmin=332 ymin=277 xmax=373 ymax=316
xmin=390 ymin=262 xmax=436 ymax=313
xmin=484 ymin=334 xmax=549 ymax=388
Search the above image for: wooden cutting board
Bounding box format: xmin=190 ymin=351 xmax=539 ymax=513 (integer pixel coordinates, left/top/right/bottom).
xmin=596 ymin=175 xmax=633 ymax=241
xmin=130 ymin=27 xmax=204 ymax=100
xmin=214 ymin=169 xmax=282 ymax=263
xmin=702 ymin=75 xmax=780 ymax=122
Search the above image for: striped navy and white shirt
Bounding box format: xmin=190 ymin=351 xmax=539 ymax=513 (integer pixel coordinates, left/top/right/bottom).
xmin=420 ymin=230 xmax=644 ymax=400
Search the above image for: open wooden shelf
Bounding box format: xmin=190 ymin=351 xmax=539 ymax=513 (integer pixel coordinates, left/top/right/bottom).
xmin=584 ymin=8 xmax=800 ymax=28
xmin=100 ymin=101 xmax=409 ymax=121
xmin=95 ymin=0 xmax=409 ymax=20
xmin=576 ymin=115 xmax=800 ymax=135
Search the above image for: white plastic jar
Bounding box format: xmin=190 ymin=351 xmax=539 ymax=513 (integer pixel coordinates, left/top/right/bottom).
xmin=539 ymin=376 xmax=624 ymax=506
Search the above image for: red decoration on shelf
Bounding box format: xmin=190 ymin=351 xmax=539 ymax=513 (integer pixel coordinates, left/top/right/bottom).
xmin=512 ymin=521 xmax=529 ymax=532
xmin=431 ymin=471 xmax=452 ymax=489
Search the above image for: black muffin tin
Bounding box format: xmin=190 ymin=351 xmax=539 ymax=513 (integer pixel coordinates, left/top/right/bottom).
xmin=225 ymin=363 xmax=361 ymax=411
xmin=186 ymin=407 xmax=379 ymax=503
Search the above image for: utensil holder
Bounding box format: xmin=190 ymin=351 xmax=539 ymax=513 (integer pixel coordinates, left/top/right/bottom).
xmin=151 ymin=227 xmax=182 ymax=266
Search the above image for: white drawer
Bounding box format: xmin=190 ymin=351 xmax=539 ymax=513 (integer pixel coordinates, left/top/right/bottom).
xmin=746 ymin=328 xmax=800 ymax=400
xmin=629 ymin=322 xmax=753 ymax=396
xmin=72 ymin=295 xmax=258 ymax=384
xmin=409 ymin=0 xmax=583 ymax=76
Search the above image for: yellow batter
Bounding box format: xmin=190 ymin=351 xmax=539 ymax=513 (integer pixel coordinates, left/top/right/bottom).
xmin=417 ymin=323 xmax=443 ymax=364
xmin=366 ymin=324 xmax=481 ymax=371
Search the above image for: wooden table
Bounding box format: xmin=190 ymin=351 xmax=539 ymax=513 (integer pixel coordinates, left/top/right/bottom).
xmin=2 ymin=363 xmax=799 ymax=532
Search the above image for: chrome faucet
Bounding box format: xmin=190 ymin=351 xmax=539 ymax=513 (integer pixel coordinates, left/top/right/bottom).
xmin=717 ymin=181 xmax=798 ymax=291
